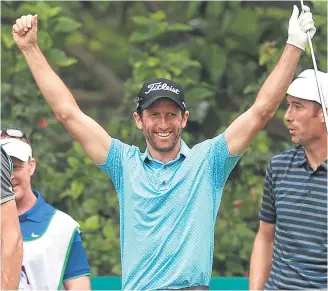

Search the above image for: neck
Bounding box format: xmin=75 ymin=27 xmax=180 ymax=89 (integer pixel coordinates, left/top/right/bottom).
xmin=16 ymin=189 xmax=38 ymax=216
xmin=148 ymin=139 xmax=181 ymax=163
xmin=303 ymin=135 xmax=327 ymax=170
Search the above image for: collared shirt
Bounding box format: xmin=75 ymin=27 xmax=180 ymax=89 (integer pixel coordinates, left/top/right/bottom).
xmin=98 ymin=133 xmax=241 ymax=290
xmin=20 ymin=190 xmax=90 ymax=281
xmin=259 ymin=146 xmax=327 ymax=290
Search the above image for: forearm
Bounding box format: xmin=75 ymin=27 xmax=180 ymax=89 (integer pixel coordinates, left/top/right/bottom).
xmin=64 ymin=276 xmax=91 ymax=290
xmin=1 ymin=231 xmax=23 ymax=290
xmin=249 ymin=234 xmax=274 ymax=290
xmin=21 ymin=45 xmax=79 ymax=120
xmin=253 ymin=44 xmax=302 ymax=120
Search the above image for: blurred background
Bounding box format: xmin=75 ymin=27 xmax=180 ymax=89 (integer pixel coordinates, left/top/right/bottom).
xmin=1 ymin=0 xmax=327 ymax=279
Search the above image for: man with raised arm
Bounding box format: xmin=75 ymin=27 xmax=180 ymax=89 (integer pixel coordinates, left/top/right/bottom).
xmin=12 ymin=6 xmax=315 ymax=290
xmin=249 ymin=70 xmax=327 ymax=290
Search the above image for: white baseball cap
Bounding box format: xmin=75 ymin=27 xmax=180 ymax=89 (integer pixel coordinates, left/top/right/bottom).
xmin=287 ymin=69 xmax=328 ymax=107
xmin=0 ymin=138 xmax=33 ymax=162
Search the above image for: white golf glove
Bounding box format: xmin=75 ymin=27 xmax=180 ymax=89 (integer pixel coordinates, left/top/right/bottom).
xmin=286 ymin=5 xmax=316 ymax=51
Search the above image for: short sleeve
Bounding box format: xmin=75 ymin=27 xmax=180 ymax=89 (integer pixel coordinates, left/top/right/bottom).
xmin=96 ymin=138 xmax=136 ymax=194
xmin=63 ymin=232 xmax=91 ymax=281
xmin=210 ymin=132 xmax=243 ymax=188
xmin=259 ymin=162 xmax=276 ymax=223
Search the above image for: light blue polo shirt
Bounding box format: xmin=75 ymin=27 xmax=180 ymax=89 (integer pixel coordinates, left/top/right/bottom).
xmin=98 ymin=132 xmax=241 ymax=290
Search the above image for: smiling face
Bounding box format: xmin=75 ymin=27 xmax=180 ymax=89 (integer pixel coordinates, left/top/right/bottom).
xmin=133 ymin=98 xmax=189 ymax=160
xmin=284 ymin=95 xmax=325 ymax=146
xmin=11 ymin=157 xmax=36 ymax=202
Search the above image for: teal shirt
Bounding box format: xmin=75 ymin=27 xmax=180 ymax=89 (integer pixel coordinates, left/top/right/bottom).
xmin=98 ymin=132 xmax=242 ymax=290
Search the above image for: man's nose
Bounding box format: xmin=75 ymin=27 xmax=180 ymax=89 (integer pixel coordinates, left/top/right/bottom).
xmin=159 ymin=117 xmax=169 ymax=130
xmin=284 ymin=108 xmax=293 ymax=122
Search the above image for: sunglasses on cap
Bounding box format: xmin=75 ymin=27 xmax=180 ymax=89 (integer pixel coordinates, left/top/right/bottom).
xmin=0 ymin=128 xmax=30 ymax=144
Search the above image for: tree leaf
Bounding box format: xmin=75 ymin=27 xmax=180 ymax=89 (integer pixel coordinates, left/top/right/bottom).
xmin=168 ymin=23 xmax=192 ymax=32
xmin=84 ymin=215 xmax=100 ymax=231
xmin=54 ymin=17 xmax=81 ymax=33
xmin=49 ymin=49 xmax=77 ymax=67
xmin=151 ymin=11 xmax=166 ymax=21
xmin=70 ymin=180 xmax=84 ymax=200
xmin=132 ymin=16 xmax=149 ymax=25
xmin=203 ymin=44 xmax=227 ymax=83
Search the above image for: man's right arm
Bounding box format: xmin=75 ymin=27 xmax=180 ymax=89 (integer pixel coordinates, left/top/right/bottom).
xmin=249 ymin=221 xmax=275 ymax=290
xmin=1 ymin=200 xmax=23 ymax=290
xmin=249 ymin=161 xmax=277 ymax=290
xmin=13 ymin=15 xmax=111 ymax=164
xmin=1 ymin=148 xmax=23 ymax=290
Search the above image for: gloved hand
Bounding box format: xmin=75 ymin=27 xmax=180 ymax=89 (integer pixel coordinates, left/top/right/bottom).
xmin=286 ymin=5 xmax=316 ymax=51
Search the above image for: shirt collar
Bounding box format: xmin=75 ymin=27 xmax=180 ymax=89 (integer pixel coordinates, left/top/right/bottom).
xmin=294 ymin=146 xmax=308 ymax=167
xmin=320 ymin=160 xmax=327 ymax=171
xmin=294 ymin=146 xmax=327 ymax=171
xmin=19 ymin=190 xmax=47 ymax=223
xmin=141 ymin=139 xmax=190 ymax=163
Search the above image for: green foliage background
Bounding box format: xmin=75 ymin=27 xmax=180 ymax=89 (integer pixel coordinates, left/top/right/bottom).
xmin=1 ymin=0 xmax=327 ymax=277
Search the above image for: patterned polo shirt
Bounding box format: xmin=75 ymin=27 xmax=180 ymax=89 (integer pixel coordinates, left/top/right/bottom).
xmin=98 ymin=132 xmax=242 ymax=290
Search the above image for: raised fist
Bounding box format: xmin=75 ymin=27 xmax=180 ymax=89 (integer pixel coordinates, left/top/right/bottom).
xmin=12 ymin=14 xmax=38 ymax=51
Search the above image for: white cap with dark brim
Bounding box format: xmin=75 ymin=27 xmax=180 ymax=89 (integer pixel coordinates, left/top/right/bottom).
xmin=287 ymin=69 xmax=328 ymax=107
xmin=0 ymin=138 xmax=32 ymax=162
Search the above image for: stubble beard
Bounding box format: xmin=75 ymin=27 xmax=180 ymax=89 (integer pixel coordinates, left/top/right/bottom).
xmin=145 ymin=129 xmax=181 ymax=153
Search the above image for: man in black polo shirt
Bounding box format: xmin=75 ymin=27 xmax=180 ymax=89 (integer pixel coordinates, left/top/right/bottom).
xmin=1 ymin=144 xmax=23 ymax=290
xmin=249 ymin=69 xmax=328 ymax=290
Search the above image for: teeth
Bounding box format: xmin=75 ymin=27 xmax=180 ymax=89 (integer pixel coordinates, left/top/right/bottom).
xmin=157 ymin=132 xmax=170 ymax=137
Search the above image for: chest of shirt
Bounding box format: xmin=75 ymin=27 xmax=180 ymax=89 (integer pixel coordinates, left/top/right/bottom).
xmin=125 ymin=156 xmax=216 ymax=196
xmin=272 ymin=167 xmax=327 ymax=233
xmin=273 ymin=167 xmax=326 ymax=205
xmin=20 ymin=211 xmax=55 ymax=240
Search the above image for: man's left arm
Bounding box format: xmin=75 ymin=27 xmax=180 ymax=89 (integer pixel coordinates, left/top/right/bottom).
xmin=63 ymin=232 xmax=91 ymax=290
xmin=225 ymin=5 xmax=315 ymax=155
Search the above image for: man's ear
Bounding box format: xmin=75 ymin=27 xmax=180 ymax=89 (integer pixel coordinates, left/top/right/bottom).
xmin=29 ymin=158 xmax=36 ymax=176
xmin=181 ymin=111 xmax=189 ymax=129
xmin=320 ymin=108 xmax=328 ymax=123
xmin=133 ymin=112 xmax=143 ymax=130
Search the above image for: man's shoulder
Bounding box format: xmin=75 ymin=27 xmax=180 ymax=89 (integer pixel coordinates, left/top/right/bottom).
xmin=271 ymin=146 xmax=301 ymax=162
xmin=191 ymin=133 xmax=225 ymax=151
xmin=53 ymin=208 xmax=79 ymax=226
xmin=110 ymin=137 xmax=142 ymax=158
xmin=269 ymin=146 xmax=303 ymax=172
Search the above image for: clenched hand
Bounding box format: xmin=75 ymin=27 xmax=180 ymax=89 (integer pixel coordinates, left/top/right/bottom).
xmin=12 ymin=14 xmax=38 ymax=51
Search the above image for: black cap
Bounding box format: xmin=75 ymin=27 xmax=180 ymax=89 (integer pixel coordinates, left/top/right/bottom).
xmin=136 ymin=78 xmax=186 ymax=111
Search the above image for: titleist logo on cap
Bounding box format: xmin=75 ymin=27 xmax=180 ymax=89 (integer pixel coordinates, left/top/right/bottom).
xmin=145 ymin=82 xmax=180 ymax=95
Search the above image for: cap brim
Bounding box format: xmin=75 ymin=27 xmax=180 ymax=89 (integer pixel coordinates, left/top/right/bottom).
xmin=0 ymin=138 xmax=32 ymax=162
xmin=139 ymin=95 xmax=185 ymax=110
